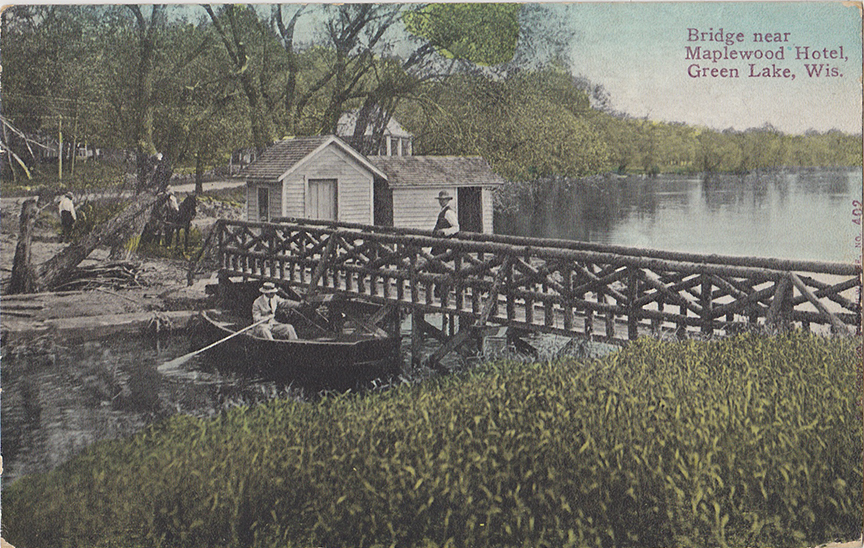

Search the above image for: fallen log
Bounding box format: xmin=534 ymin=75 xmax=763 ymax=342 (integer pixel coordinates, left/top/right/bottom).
xmin=33 ymin=191 xmax=166 ymax=292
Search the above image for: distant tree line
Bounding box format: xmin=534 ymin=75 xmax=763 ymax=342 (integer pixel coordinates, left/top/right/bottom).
xmin=3 ymin=4 xmax=859 ymax=187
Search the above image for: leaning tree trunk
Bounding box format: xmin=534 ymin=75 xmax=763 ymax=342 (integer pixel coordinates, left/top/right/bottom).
xmin=7 ymin=199 xmax=39 ymax=294
xmin=35 ymin=191 xmax=166 ymax=292
xmin=111 ymin=156 xmax=172 ymax=259
xmin=108 ymin=209 xmax=151 ymax=261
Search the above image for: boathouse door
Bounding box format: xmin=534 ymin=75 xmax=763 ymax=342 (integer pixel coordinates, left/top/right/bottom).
xmin=309 ymin=178 xmax=337 ymax=221
xmin=257 ymin=186 xmax=270 ymax=221
xmin=458 ymin=187 xmax=483 ymax=233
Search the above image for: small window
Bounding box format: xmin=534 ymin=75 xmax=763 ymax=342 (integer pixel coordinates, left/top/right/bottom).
xmin=258 ymin=186 xmax=270 ymax=221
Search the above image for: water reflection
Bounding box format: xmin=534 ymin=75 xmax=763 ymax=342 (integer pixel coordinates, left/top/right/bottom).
xmin=1 ymin=334 xmax=301 ymax=483
xmin=495 ymin=168 xmax=860 ymax=262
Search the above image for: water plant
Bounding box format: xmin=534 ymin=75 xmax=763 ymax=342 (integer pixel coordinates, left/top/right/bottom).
xmin=3 ymin=331 xmax=860 ymax=548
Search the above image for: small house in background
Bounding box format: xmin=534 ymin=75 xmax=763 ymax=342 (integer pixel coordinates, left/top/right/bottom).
xmin=337 ymin=110 xmax=413 ymax=157
xmin=243 ymin=131 xmax=504 ymax=234
xmin=228 ymin=148 xmax=259 ymax=177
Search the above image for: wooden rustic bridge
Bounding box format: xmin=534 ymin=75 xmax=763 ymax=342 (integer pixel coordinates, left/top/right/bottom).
xmin=206 ymin=218 xmax=862 ymax=368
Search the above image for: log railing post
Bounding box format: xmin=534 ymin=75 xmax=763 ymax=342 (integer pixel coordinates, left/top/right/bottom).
xmin=454 ymin=254 xmax=464 ymax=314
xmin=766 ymin=274 xmax=791 ymax=331
xmin=306 ymin=235 xmax=335 ymax=299
xmin=627 ymin=266 xmax=639 ymax=340
xmin=409 ymin=247 xmax=419 ymax=305
xmin=563 ymin=265 xmax=574 ymax=332
xmin=700 ymin=274 xmax=713 ymax=336
xmin=412 ymin=310 xmax=423 ymax=367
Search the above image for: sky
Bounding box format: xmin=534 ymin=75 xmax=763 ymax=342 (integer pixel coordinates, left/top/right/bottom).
xmin=557 ymin=2 xmax=862 ymax=134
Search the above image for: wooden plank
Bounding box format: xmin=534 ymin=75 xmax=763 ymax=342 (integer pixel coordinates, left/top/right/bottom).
xmin=635 ymin=271 xmax=703 ymax=316
xmin=341 ymin=308 xmax=388 ymax=338
xmin=790 ymin=275 xmax=860 ymax=311
xmin=417 ymin=315 xmax=447 ymax=343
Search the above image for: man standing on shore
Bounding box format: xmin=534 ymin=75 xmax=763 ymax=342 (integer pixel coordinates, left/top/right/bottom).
xmin=58 ymin=192 xmax=76 ymax=241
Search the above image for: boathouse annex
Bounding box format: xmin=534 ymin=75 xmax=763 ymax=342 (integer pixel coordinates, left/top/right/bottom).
xmin=242 ymin=135 xmax=504 ymax=233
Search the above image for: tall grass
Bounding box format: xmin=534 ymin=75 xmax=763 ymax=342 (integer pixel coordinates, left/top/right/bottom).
xmin=3 ymin=332 xmax=860 ymax=548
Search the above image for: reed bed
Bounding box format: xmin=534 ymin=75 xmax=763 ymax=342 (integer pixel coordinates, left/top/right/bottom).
xmin=3 ymin=331 xmax=860 ymax=548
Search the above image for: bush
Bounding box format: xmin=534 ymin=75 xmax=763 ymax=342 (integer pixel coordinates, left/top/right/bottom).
xmin=4 ymin=332 xmax=860 ymax=548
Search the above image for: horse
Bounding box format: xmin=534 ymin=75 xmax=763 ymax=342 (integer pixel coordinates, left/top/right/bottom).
xmin=164 ymin=194 xmax=197 ymax=251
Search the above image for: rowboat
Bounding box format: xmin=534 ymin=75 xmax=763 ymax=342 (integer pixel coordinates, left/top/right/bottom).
xmin=196 ymin=308 xmax=401 ymax=391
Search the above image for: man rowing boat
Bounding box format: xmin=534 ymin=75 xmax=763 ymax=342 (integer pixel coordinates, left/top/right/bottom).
xmin=251 ymin=282 xmax=300 ymax=340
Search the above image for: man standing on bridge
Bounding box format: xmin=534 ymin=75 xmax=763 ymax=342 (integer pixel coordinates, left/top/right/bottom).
xmin=431 ymin=190 xmax=459 ymax=256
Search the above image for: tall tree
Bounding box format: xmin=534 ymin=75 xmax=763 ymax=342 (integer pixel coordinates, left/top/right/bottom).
xmin=204 ymin=4 xmax=279 ymax=152
xmin=126 ymin=5 xmax=167 ymax=190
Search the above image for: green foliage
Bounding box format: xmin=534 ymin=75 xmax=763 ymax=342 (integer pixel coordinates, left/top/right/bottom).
xmin=403 ymin=68 xmax=611 ymax=180
xmin=403 ymin=4 xmax=522 ymax=66
xmin=4 ymin=333 xmax=860 ymax=548
xmin=1 ymin=161 xmax=127 ymax=196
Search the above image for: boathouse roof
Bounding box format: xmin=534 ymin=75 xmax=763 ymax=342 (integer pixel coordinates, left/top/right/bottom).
xmin=368 ymin=156 xmax=505 ymax=188
xmin=242 ymin=135 xmax=387 ymax=181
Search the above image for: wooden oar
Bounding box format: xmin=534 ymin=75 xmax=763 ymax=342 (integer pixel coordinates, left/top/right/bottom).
xmin=158 ymin=315 xmax=272 ymax=371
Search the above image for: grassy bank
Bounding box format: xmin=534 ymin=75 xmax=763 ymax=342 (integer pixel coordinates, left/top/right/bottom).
xmin=4 ymin=332 xmax=861 ymax=548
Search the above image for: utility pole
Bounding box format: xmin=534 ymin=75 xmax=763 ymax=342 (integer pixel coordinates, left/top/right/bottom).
xmin=58 ymin=115 xmax=63 ymax=181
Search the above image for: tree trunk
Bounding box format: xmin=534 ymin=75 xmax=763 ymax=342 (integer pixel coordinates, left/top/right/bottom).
xmin=35 ymin=192 xmax=166 ymax=292
xmin=195 ymin=148 xmax=204 ymax=194
xmin=7 ymin=199 xmax=39 ymax=295
xmin=108 ymin=202 xmax=152 ymax=261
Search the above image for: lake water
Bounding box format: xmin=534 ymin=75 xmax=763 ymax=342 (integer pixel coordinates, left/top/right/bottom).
xmin=495 ymin=168 xmax=862 ymax=264
xmin=1 ymin=334 xmax=309 ymax=483
xmin=2 ymin=327 xmax=471 ymax=483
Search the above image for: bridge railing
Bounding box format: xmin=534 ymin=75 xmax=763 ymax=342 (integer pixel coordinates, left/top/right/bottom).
xmin=216 ymin=219 xmax=861 ymax=343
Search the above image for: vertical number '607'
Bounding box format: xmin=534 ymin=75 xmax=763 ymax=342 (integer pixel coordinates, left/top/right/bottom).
xmin=853 ymin=200 xmax=862 ymax=224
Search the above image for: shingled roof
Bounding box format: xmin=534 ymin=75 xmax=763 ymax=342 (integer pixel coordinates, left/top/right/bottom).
xmin=242 ymin=136 xmax=386 ymax=181
xmin=368 ymin=156 xmax=505 ymax=188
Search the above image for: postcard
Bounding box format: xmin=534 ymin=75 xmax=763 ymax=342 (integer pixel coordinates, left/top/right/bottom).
xmin=1 ymin=3 xmax=862 ymax=547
